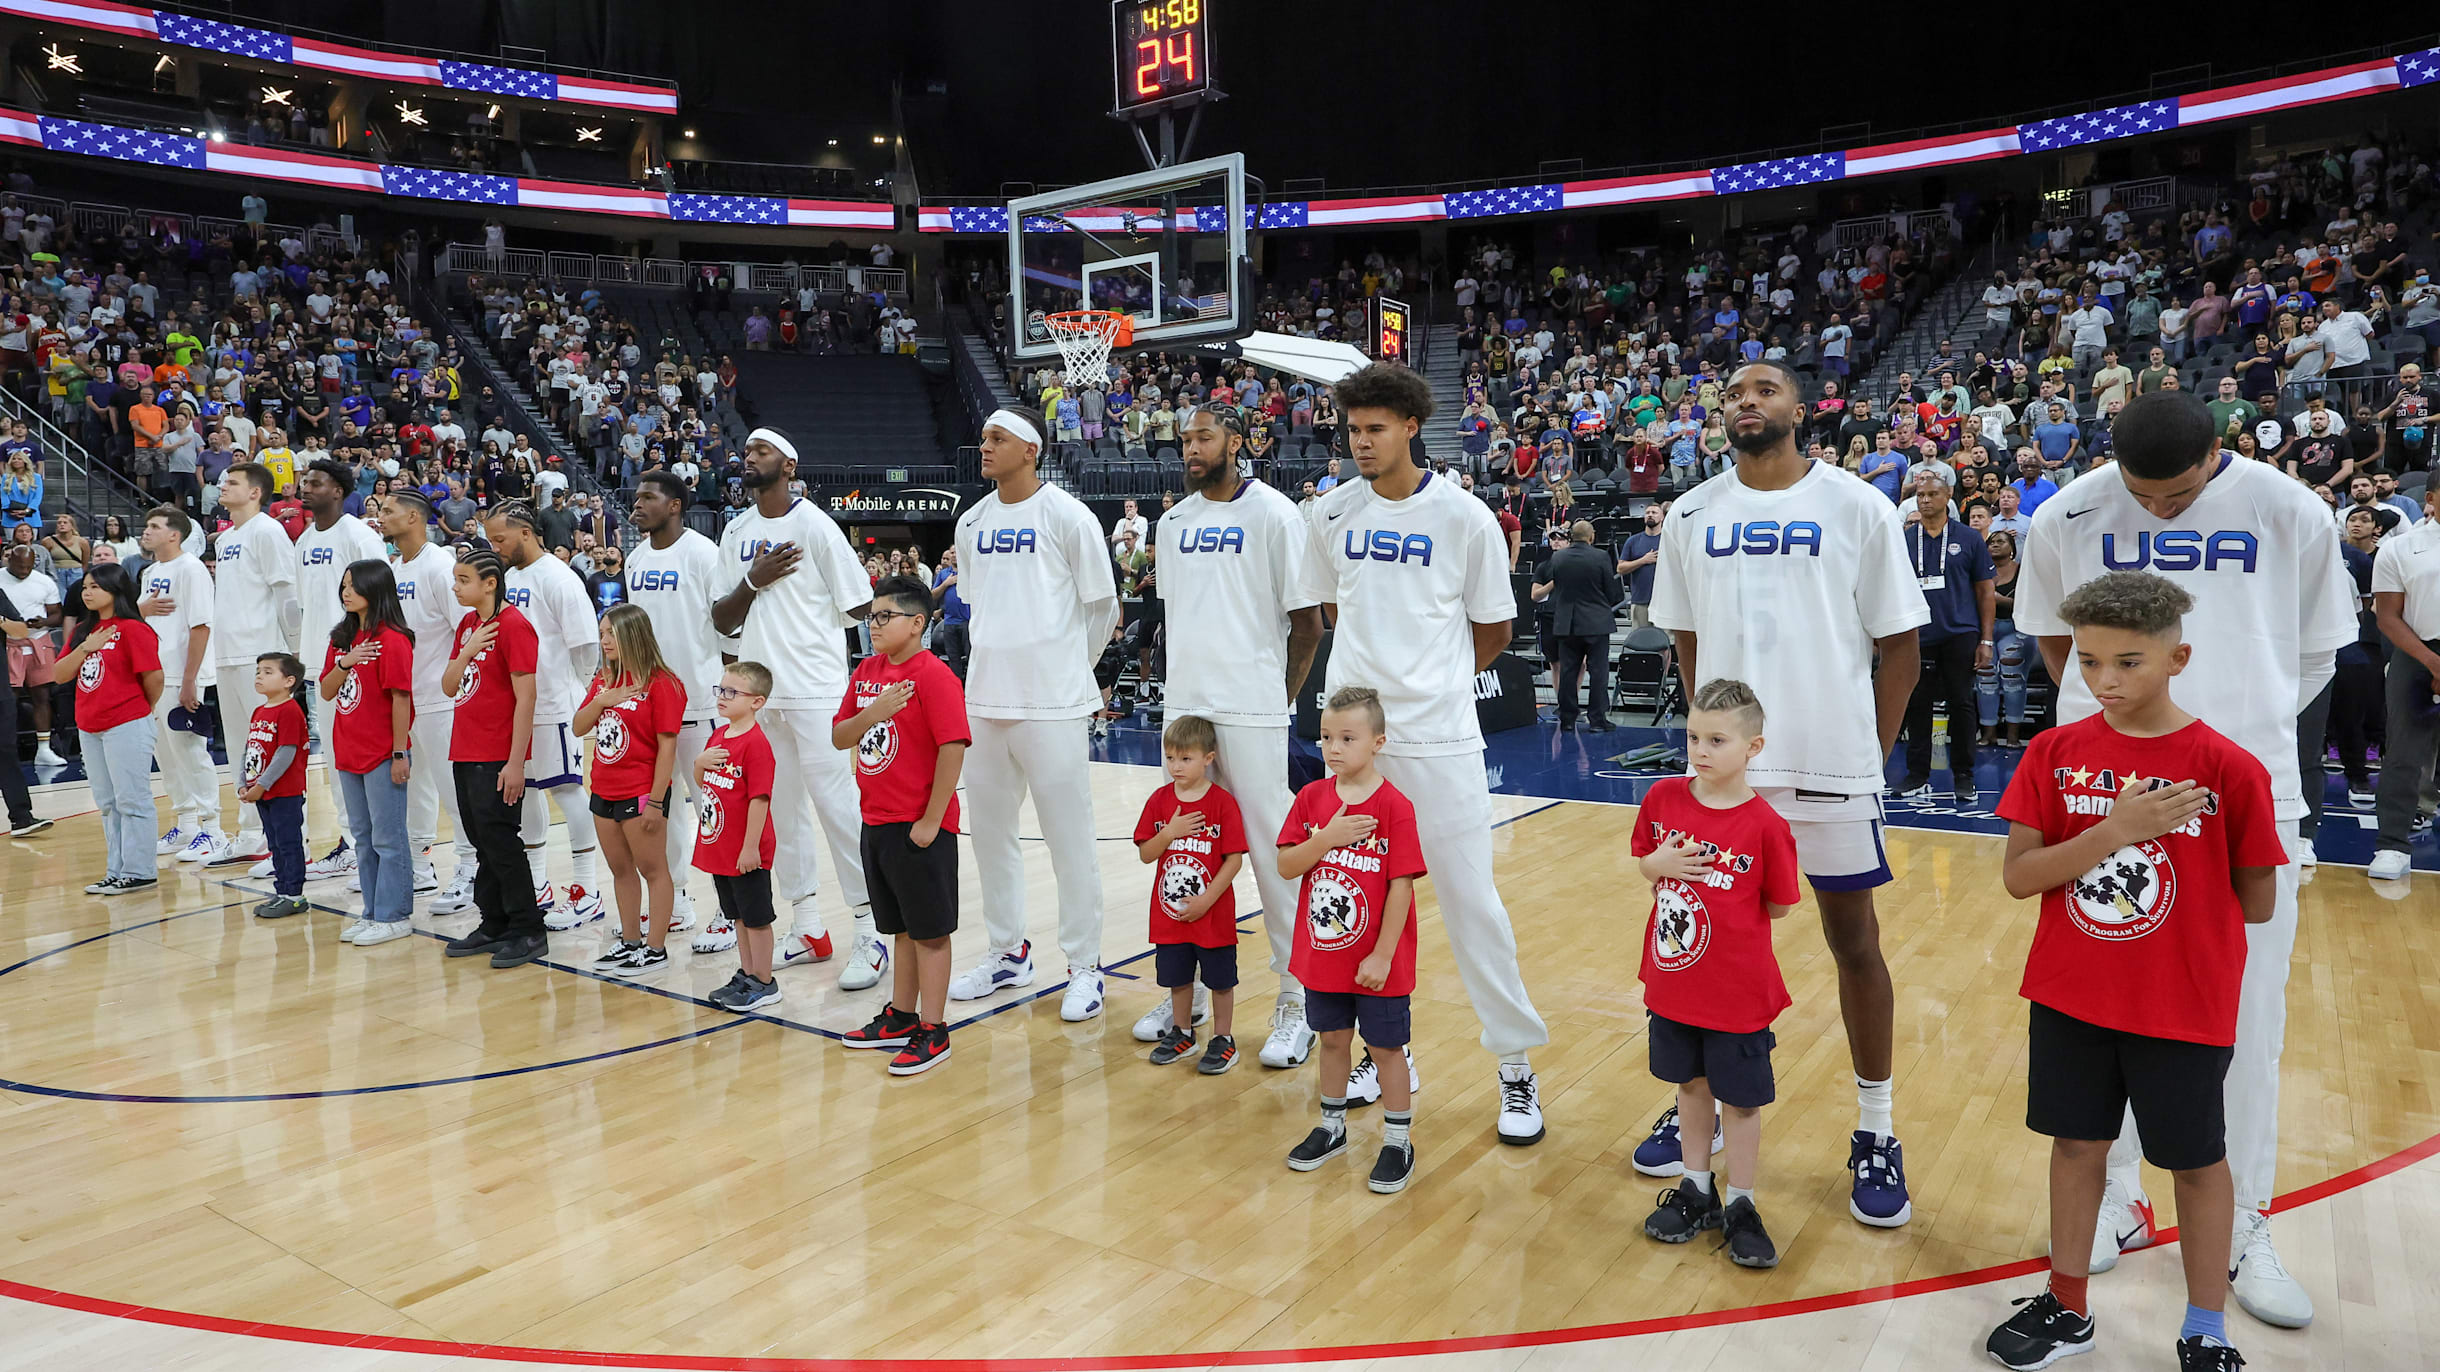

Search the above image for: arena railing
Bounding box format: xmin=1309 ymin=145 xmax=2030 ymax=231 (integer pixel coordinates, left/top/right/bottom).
xmin=434 ymin=243 xmax=908 ymax=298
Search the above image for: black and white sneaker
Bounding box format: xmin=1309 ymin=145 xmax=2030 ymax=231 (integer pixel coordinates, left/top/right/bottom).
xmin=95 ymin=875 xmax=157 ymax=897
xmin=83 ymin=875 xmax=120 ymax=895
xmin=1149 ymin=1025 xmax=1196 ymax=1065
xmin=1985 ymin=1290 xmax=2095 ymax=1370
xmin=1643 ymin=1180 xmax=1723 ymax=1243
xmin=710 ymin=972 xmax=781 ymax=1013
xmin=1719 ymin=1196 xmax=1778 ymax=1268
xmin=591 ymin=938 xmax=646 ymax=970
xmin=1286 ymin=1125 xmax=1347 ymax=1172
xmin=10 ymin=817 xmax=53 ymax=837
xmin=2174 ymin=1337 xmax=2244 ymax=1371
xmin=611 ymin=945 xmax=669 ymax=978
xmin=1367 ymin=1140 xmax=1415 ymax=1194
xmin=1895 ymin=774 xmax=1932 ymax=798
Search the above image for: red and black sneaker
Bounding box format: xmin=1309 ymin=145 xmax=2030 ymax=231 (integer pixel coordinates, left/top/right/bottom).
xmin=842 ymin=1003 xmax=921 ymax=1050
xmin=888 ymin=1023 xmax=951 ymax=1076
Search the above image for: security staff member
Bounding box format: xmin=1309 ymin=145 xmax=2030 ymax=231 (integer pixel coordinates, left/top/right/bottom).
xmin=1896 ymin=481 xmax=1995 ymax=804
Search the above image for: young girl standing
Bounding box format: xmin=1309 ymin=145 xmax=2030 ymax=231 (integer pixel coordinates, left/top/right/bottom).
xmin=321 ymin=558 xmax=418 ymax=947
xmin=576 ymin=604 xmax=685 ymax=977
xmin=439 ymin=546 xmax=547 ymax=969
xmin=58 ymin=564 xmax=161 ymax=894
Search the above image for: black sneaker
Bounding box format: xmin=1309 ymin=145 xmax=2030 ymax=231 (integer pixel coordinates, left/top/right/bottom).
xmin=10 ymin=817 xmax=53 ymax=837
xmin=591 ymin=938 xmax=645 ymax=969
xmin=1367 ymin=1139 xmax=1415 ymax=1194
xmin=887 ymin=1023 xmax=951 ymax=1076
xmin=253 ymin=895 xmax=310 ymax=919
xmin=1985 ymin=1290 xmax=2095 ymax=1371
xmin=2175 ymin=1337 xmax=2244 ymax=1371
xmin=98 ymin=875 xmax=157 ymax=896
xmin=1895 ymin=773 xmax=1932 ymax=797
xmin=1954 ymin=785 xmax=1977 ymax=808
xmin=1643 ymin=1180 xmax=1724 ymax=1243
xmin=488 ymin=933 xmax=549 ymax=969
xmin=1196 ymin=1034 xmax=1238 ymax=1075
xmin=1149 ymin=1025 xmax=1196 ymax=1065
xmin=1718 ymin=1196 xmax=1778 ymax=1268
xmin=445 ymin=926 xmax=505 ymax=958
xmin=841 ymin=1002 xmax=921 ymax=1049
xmin=610 ymin=945 xmax=669 ymax=978
xmin=1286 ymin=1124 xmax=1347 ymax=1171
xmin=710 ymin=973 xmax=781 ymax=1012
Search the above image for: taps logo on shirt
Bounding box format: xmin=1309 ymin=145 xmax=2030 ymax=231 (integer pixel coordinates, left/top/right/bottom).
xmin=336 ymin=670 xmax=362 ymax=714
xmin=2099 ymin=530 xmax=2259 ymax=573
xmin=1176 ymin=525 xmax=1246 ymax=555
xmin=77 ymin=651 xmax=104 ymax=691
xmin=241 ymin=739 xmax=267 ymax=785
xmin=1650 ymin=882 xmax=1711 ymax=971
xmin=976 ymin=527 xmax=1040 ymax=554
xmin=1702 ymin=520 xmax=1823 ymax=557
xmin=1156 ymin=853 xmax=1208 ymax=915
xmin=2069 ymin=840 xmax=2176 ymax=942
xmin=451 ymin=658 xmax=481 ymax=705
xmin=595 ymin=710 xmax=631 ymax=763
xmin=854 ymin=718 xmax=898 ymax=774
xmin=1342 ymin=530 xmax=1433 ymax=564
xmin=1304 ymin=868 xmax=1370 ymax=951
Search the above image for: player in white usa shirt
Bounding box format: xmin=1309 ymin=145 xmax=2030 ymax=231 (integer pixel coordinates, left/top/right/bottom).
xmin=483 ymin=501 xmax=608 ymax=930
xmin=1148 ymin=405 xmax=1325 ymax=1065
xmin=2015 ymin=389 xmax=2352 ymax=1330
xmin=292 ymin=460 xmax=387 ymax=885
xmin=947 ymin=405 xmax=1121 ymax=1022
xmin=137 ymin=505 xmax=219 ymax=863
xmin=203 ymin=462 xmax=300 ymax=869
xmin=709 ymin=428 xmax=884 ymax=991
xmin=1298 ymin=365 xmax=1550 ymax=1144
xmin=1648 ymin=359 xmax=1930 ymax=1227
xmin=624 ymin=471 xmax=729 ymax=943
xmin=379 ymin=490 xmax=478 ymax=913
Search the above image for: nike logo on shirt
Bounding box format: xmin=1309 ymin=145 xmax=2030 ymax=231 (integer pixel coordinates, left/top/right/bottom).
xmin=2064 ymin=507 xmax=2094 ymax=519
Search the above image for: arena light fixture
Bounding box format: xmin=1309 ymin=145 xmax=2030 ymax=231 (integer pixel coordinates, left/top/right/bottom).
xmin=485 ymin=103 xmax=500 ymax=119
xmin=153 ymin=55 xmax=174 ymax=73
xmin=210 ymin=130 xmax=226 ymax=143
xmin=260 ymin=86 xmax=292 ymax=106
xmin=826 ymin=138 xmax=838 ymax=146
xmin=42 ymin=45 xmax=80 ymax=74
xmin=682 ymin=127 xmax=696 ymax=138
xmin=394 ymin=102 xmax=427 ymax=126
xmin=574 ymin=126 xmax=603 ymax=142
xmin=871 ymin=134 xmax=884 ymax=144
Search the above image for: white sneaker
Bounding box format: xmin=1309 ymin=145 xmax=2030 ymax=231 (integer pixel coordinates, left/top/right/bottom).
xmin=2297 ymin=838 xmax=2318 ymax=869
xmin=1346 ymin=1046 xmax=1418 ymax=1105
xmin=305 ymin=842 xmax=356 ymax=881
xmin=248 ymin=856 xmax=275 ymax=879
xmin=345 ymin=870 xmax=361 ymax=893
xmin=837 ymin=932 xmax=887 ymax=991
xmin=204 ymin=831 xmax=268 ymax=867
xmin=2230 ymin=1209 xmax=2314 ymax=1328
xmin=33 ymin=743 xmax=63 ymax=767
xmin=1060 ymin=965 xmax=1105 ymax=1021
xmin=176 ymin=830 xmax=220 ymax=863
xmin=691 ymin=917 xmax=737 ymax=953
xmin=1496 ymin=1063 xmax=1545 ymax=1145
xmin=947 ymin=941 xmax=1036 ymax=1001
xmin=412 ymin=864 xmax=438 ymax=893
xmin=352 ymin=920 xmax=414 ymax=947
xmin=2367 ymin=849 xmax=2412 ymax=881
xmin=777 ymin=929 xmax=833 ymax=965
xmin=1133 ymin=985 xmax=1212 ymax=1042
xmin=428 ymin=875 xmax=476 ymax=915
xmin=1258 ymin=995 xmax=1317 ymax=1066
xmin=155 ymin=826 xmax=188 ymax=857
xmin=339 ymin=918 xmax=373 ymax=943
xmin=668 ymin=891 xmax=697 ymax=932
xmin=543 ymin=884 xmax=604 ymax=931
xmin=2089 ymin=1177 xmax=2155 ymax=1274
xmin=534 ymin=880 xmax=559 ymax=913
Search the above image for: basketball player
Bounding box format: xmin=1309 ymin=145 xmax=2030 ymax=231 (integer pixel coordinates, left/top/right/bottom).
xmin=1298 ymin=365 xmax=1548 ymax=1144
xmin=946 ymin=405 xmax=1119 ymax=1021
xmin=2016 ymin=389 xmax=2350 ymax=1329
xmin=1648 ymin=358 xmax=1929 ymax=1223
xmin=382 ymin=491 xmax=478 ymax=913
xmin=204 ymin=462 xmax=300 ymax=867
xmin=708 ymin=428 xmax=884 ymax=990
xmin=625 ymin=470 xmax=726 ymax=940
xmin=1150 ymin=405 xmax=1326 ymax=1066
xmin=138 ymin=505 xmax=218 ymax=863
xmin=483 ymin=501 xmax=606 ymax=930
xmin=292 ymin=461 xmax=386 ymax=883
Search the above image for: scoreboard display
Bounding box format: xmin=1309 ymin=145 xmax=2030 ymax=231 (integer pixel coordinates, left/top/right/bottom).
xmin=1112 ymin=0 xmax=1213 ymax=116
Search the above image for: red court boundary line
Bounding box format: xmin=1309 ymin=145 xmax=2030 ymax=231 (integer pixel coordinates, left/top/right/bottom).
xmin=3 ymin=1129 xmax=2434 ymax=1370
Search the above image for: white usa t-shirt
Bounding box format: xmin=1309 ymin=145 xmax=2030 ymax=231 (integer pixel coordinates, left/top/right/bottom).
xmin=2372 ymin=517 xmax=2440 ymax=640
xmin=1298 ymin=471 xmax=1514 ymax=757
xmin=2016 ymin=455 xmax=2355 ymax=821
xmin=210 ymin=511 xmax=297 ymax=664
xmin=295 ymin=514 xmax=385 ymax=663
xmin=389 ymin=542 xmax=460 ymax=712
xmin=1650 ymin=460 xmax=1930 ymax=793
xmin=956 ymin=481 xmax=1120 ymax=720
xmin=504 ymin=551 xmax=595 ymax=724
xmin=142 ymin=553 xmax=217 ymax=688
xmin=1156 ymin=481 xmax=1317 ymax=727
xmin=625 ymin=528 xmax=729 ymax=722
xmin=720 ymin=498 xmax=870 ymax=710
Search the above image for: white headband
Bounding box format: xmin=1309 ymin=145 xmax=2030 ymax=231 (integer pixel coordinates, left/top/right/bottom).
xmin=745 ymin=427 xmax=798 ymax=464
xmin=984 ymin=409 xmax=1043 ymax=449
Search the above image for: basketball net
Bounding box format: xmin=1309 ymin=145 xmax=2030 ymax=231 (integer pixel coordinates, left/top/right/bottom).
xmin=1045 ymin=309 xmax=1131 ymax=389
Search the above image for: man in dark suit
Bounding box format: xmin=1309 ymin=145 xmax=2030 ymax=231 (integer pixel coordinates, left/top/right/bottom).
xmin=1533 ymin=519 xmax=1626 ymax=731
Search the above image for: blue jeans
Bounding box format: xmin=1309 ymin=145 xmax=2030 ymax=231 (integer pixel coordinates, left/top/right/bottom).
xmin=336 ymin=763 xmax=412 ymax=922
xmin=257 ymin=792 xmax=306 ymax=896
xmin=1977 ymin=620 xmax=2029 ymax=727
xmin=81 ymin=715 xmax=157 ymax=881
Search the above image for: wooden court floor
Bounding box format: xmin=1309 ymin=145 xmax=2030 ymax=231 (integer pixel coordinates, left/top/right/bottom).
xmin=0 ymin=759 xmax=2433 ymax=1369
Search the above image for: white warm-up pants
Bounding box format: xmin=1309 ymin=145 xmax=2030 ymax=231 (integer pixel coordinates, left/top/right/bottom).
xmin=405 ymin=706 xmax=465 ymax=873
xmin=152 ymin=689 xmax=219 ymax=830
xmin=2110 ymin=825 xmax=2301 ymax=1213
xmin=966 ymin=714 xmax=1104 ymax=973
xmin=1210 ymin=722 xmax=1300 ymax=997
xmin=665 ymin=719 xmax=709 ymax=904
xmin=214 ymin=662 xmax=270 ymax=838
xmin=1375 ymin=750 xmax=1549 ymax=1058
xmin=761 ymin=703 xmax=868 ymax=922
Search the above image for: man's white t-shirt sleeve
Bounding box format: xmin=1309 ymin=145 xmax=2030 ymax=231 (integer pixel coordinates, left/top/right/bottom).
xmin=1857 ymin=506 xmax=1934 ymax=638
xmin=2011 ymin=506 xmax=2069 ymax=637
xmin=1648 ymin=512 xmax=1693 ymax=631
xmin=1297 ymin=498 xmax=1338 ymax=608
xmin=1068 ymin=497 xmax=1121 ymax=647
xmin=1270 ymin=495 xmax=1320 ymax=613
xmin=2291 ymin=499 xmax=2359 ymax=657
xmin=2372 ymin=538 xmax=2413 ymax=596
xmin=811 ymin=516 xmax=873 ymax=624
xmin=1461 ymin=504 xmax=1516 ymax=623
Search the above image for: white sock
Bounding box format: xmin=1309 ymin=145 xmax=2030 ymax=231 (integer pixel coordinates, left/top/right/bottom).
xmin=1683 ymin=1169 xmax=1713 ymax=1195
xmin=525 ymin=843 xmax=549 ymax=889
xmin=1856 ymin=1075 xmax=1894 ymax=1138
xmin=852 ymin=904 xmax=877 ymax=939
xmin=1725 ymin=1184 xmax=1755 ymax=1207
xmin=568 ymin=845 xmax=601 ymax=893
xmin=1498 ymin=1049 xmax=1532 ymax=1068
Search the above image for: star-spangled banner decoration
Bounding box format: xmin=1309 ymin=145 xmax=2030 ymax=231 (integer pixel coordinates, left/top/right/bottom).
xmin=379 ymin=164 xmax=515 ymax=204
xmin=153 ymin=13 xmax=292 ymax=62
xmin=668 ymin=193 xmax=785 ymax=224
xmin=1258 ymin=202 xmax=1307 ymax=229
xmin=1443 ymin=184 xmax=1562 ymax=219
xmin=945 ymin=206 xmax=1008 ymax=233
xmin=1708 ymin=152 xmax=1845 ymax=196
xmin=438 ymin=60 xmax=557 ymax=102
xmin=39 ymin=117 xmax=204 ymax=170
xmin=2017 ymin=99 xmax=2178 ymax=151
xmin=2399 ymin=48 xmax=2440 ymax=88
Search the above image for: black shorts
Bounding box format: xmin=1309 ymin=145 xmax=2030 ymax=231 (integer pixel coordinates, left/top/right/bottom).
xmin=1153 ymin=940 xmax=1238 ymax=991
xmin=589 ymin=787 xmax=671 ymax=823
xmin=711 ymin=868 xmax=776 ymax=929
xmin=1304 ymin=989 xmax=1410 ymax=1048
xmin=860 ymin=821 xmax=959 ymax=941
xmin=1647 ymin=1011 xmax=1777 ymax=1109
xmin=2027 ymin=1001 xmax=2231 ymax=1171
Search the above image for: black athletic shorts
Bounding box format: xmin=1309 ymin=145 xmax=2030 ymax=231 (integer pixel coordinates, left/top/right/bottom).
xmin=1647 ymin=1011 xmax=1777 ymax=1108
xmin=589 ymin=787 xmax=671 ymax=823
xmin=711 ymin=868 xmax=776 ymax=929
xmin=2027 ymin=1001 xmax=2232 ymax=1171
xmin=1153 ymin=940 xmax=1238 ymax=991
xmin=860 ymin=821 xmax=959 ymax=941
xmin=1304 ymin=989 xmax=1410 ymax=1048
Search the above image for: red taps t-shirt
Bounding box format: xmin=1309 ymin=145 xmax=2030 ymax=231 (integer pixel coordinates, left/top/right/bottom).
xmin=1133 ymin=781 xmax=1247 ymax=948
xmin=1996 ymin=714 xmax=2287 ymax=1046
xmin=1630 ymin=776 xmax=1801 ymax=1033
xmin=322 ymin=626 xmax=416 ymax=774
xmin=834 ymin=648 xmax=968 ymax=830
xmin=1279 ymin=776 xmax=1426 ymax=996
xmin=582 ymin=669 xmax=685 ymax=801
xmin=243 ymin=697 xmax=309 ymax=799
xmin=693 ymin=721 xmax=776 ymax=877
xmin=446 ymin=606 xmax=538 ymax=763
xmin=71 ymin=617 xmax=159 ymax=732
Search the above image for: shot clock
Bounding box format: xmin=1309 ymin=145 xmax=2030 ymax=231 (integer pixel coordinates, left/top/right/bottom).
xmin=1111 ymin=0 xmax=1214 ymax=116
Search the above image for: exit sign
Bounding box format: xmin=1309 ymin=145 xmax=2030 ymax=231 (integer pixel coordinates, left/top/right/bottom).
xmin=887 ymin=468 xmax=909 ymax=483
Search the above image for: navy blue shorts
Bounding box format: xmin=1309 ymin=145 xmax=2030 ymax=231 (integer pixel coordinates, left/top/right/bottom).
xmin=1153 ymin=940 xmax=1237 ymax=990
xmin=1647 ymin=1011 xmax=1776 ymax=1108
xmin=1305 ymin=989 xmax=1411 ymax=1048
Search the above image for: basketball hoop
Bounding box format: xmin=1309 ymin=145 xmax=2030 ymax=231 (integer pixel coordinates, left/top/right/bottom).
xmin=1044 ymin=309 xmax=1131 ymax=388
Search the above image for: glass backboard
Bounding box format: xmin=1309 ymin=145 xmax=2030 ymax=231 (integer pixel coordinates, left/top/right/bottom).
xmin=1007 ymin=151 xmax=1252 ymax=365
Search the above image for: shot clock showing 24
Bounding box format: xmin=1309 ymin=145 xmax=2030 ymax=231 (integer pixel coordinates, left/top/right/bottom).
xmin=1112 ymin=0 xmax=1213 ymax=115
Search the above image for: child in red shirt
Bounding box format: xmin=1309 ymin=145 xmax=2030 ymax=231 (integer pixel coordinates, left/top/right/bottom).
xmin=1132 ymin=713 xmax=1247 ymax=1074
xmin=1632 ymin=679 xmax=1799 ymax=1269
xmin=240 ymin=652 xmax=312 ymax=918
xmin=440 ymin=547 xmax=548 ymax=967
xmin=1985 ymin=572 xmax=2284 ymax=1372
xmin=321 ymin=560 xmax=419 ymax=944
xmin=832 ymin=577 xmax=969 ymax=1075
xmin=696 ymin=660 xmax=780 ymax=1013
xmin=59 ymin=564 xmax=162 ymax=893
xmin=1277 ymin=686 xmax=1426 ymax=1195
xmin=575 ymin=604 xmax=687 ymax=979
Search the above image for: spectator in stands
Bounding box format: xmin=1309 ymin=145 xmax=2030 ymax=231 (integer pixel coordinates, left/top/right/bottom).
xmin=1618 ymin=502 xmax=1663 ymax=629
xmin=2008 ymin=449 xmax=2059 ymax=515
